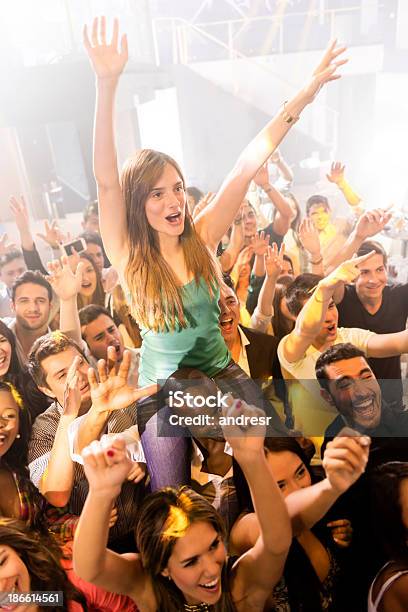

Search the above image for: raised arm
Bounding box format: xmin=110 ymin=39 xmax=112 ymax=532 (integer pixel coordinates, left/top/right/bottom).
xmin=75 ymin=348 xmax=157 ymax=454
xmin=285 ymin=433 xmax=369 ymax=535
xmin=298 ymin=218 xmax=325 ymax=276
xmin=47 ymin=254 xmax=84 ymax=345
xmin=325 ymin=208 xmax=392 ymax=274
xmin=282 ymin=252 xmax=374 ymax=363
xmin=326 ymin=161 xmax=362 ymax=208
xmin=255 ymin=243 xmax=285 ymax=318
xmin=270 ymin=147 xmax=294 ymax=183
xmin=39 ymin=357 xmax=83 ymax=506
xmin=73 ymin=437 xmax=144 ymax=597
xmin=83 ymin=17 xmax=129 ymax=267
xmin=194 ymin=41 xmax=347 ymax=249
xmin=253 ymin=163 xmax=295 ymax=236
xmin=224 ymin=401 xmax=291 ymax=603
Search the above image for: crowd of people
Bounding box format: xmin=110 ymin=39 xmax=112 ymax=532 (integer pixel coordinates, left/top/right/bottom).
xmin=0 ymin=16 xmax=407 ymax=612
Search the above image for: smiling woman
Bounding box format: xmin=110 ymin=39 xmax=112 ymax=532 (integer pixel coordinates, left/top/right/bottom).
xmin=76 ymin=253 xmax=106 ymax=311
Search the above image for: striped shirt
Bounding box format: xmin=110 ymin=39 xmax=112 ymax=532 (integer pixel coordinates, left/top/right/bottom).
xmin=28 ymin=401 xmax=145 ymax=542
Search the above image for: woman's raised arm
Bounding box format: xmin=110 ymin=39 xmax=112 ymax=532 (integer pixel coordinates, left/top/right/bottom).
xmin=73 ymin=438 xmax=147 ymax=600
xmin=195 ymin=40 xmax=347 ymax=250
xmin=84 ymin=17 xmax=129 ymax=266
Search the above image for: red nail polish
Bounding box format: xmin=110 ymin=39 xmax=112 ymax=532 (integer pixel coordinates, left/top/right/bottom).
xmin=107 ymin=450 xmax=115 ymax=457
xmin=235 ymin=400 xmax=242 ymax=411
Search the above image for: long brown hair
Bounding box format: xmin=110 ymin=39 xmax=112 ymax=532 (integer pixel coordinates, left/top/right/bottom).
xmin=136 ymin=487 xmax=235 ymax=611
xmin=121 ymin=150 xmax=222 ymax=332
xmin=0 ymin=519 xmax=87 ymax=611
xmin=76 ymin=252 xmax=105 ymax=310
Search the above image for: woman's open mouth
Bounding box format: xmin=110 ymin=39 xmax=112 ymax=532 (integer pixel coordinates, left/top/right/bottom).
xmin=198 ymin=577 xmax=220 ymax=594
xmin=165 ymin=212 xmax=182 ymax=225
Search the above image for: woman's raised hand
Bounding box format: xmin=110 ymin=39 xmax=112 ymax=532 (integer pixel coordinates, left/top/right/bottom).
xmin=82 ymin=437 xmax=132 ymax=498
xmin=303 ymin=39 xmax=347 ymax=103
xmin=83 ymin=17 xmax=128 ymax=80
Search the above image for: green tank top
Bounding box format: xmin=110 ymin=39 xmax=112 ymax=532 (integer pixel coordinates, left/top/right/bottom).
xmin=138 ymin=277 xmax=230 ymax=386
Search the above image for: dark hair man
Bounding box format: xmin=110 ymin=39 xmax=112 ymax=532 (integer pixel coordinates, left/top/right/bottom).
xmin=335 ymin=240 xmax=408 ymax=409
xmin=0 ymin=251 xmax=27 ymax=317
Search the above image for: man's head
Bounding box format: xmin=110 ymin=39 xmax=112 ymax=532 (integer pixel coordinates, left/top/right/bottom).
xmin=28 ymin=332 xmax=91 ymax=411
xmin=306 ymin=195 xmax=331 ymax=232
xmin=0 ymin=252 xmax=27 ymax=290
xmin=186 ymin=187 xmax=204 ymax=215
xmin=11 ymin=271 xmax=52 ymax=333
xmin=316 ymin=343 xmax=382 ymax=431
xmin=218 ymin=281 xmax=240 ymax=345
xmin=285 ymin=273 xmax=338 ymax=348
xmin=82 ymin=201 xmax=100 ymax=234
xmin=79 ymin=231 xmax=105 ymax=272
xmin=355 ymin=241 xmax=387 ymax=302
xmin=79 ymin=305 xmax=123 ymax=361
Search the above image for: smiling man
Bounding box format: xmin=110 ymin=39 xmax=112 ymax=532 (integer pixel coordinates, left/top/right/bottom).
xmin=5 ymin=270 xmax=53 ymax=365
xmin=336 ymin=240 xmax=408 ymax=409
xmin=27 ymin=332 xmax=146 ymax=549
xmin=278 ymin=256 xmax=408 ymax=437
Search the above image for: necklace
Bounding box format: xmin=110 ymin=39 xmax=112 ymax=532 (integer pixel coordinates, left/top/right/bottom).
xmin=184 ymin=604 xmax=210 ymax=611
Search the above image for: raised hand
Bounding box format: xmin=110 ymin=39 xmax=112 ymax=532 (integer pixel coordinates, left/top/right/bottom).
xmin=235 ymin=245 xmax=254 ymax=269
xmin=63 ymin=356 xmax=83 ymax=417
xmin=47 ymin=255 xmax=84 ymax=301
xmin=9 ymin=196 xmax=30 ymax=235
xmin=322 ymin=429 xmax=370 ymax=495
xmin=327 ymin=518 xmax=353 ymax=548
xmin=88 ymin=346 xmax=157 ymax=414
xmin=83 ymin=17 xmax=128 ymax=80
xmin=251 ymin=230 xmax=270 ymax=257
xmin=320 ymin=250 xmax=376 ymax=293
xmin=192 ymin=192 xmax=216 ymax=220
xmin=37 ymin=220 xmax=66 ymax=249
xmin=326 ymin=161 xmax=345 ymax=185
xmin=221 ymin=397 xmax=266 ymax=459
xmin=264 ymin=242 xmax=285 ymax=278
xmin=253 ymin=163 xmax=270 ymax=188
xmin=303 ymin=39 xmax=347 ymax=103
xmin=298 ymin=218 xmax=321 ymax=257
xmin=355 ymin=207 xmax=393 ymax=240
xmin=0 ymin=234 xmax=18 ymax=257
xmin=127 ymin=461 xmax=146 ymax=483
xmin=82 ymin=437 xmax=132 ymax=498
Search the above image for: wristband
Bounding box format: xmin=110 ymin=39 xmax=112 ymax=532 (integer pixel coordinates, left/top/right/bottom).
xmin=281 ymin=101 xmax=300 ymax=125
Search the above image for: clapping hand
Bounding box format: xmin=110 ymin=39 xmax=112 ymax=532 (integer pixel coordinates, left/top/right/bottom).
xmin=84 ymin=17 xmax=128 ymax=80
xmin=47 ymin=255 xmax=84 ymax=301
xmin=264 ymin=242 xmax=285 ymax=279
xmin=88 ymin=346 xmax=157 ymax=414
xmin=322 ymin=429 xmax=370 ymax=495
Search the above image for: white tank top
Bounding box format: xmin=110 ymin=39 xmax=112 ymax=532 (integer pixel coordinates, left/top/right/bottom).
xmin=368 ymin=562 xmax=408 ymax=611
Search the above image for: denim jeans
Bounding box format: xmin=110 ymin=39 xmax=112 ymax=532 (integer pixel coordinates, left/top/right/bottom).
xmin=137 ymin=360 xmax=288 ymax=491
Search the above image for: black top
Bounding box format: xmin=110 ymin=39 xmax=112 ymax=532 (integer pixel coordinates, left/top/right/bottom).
xmin=337 ymin=284 xmax=408 ymax=407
